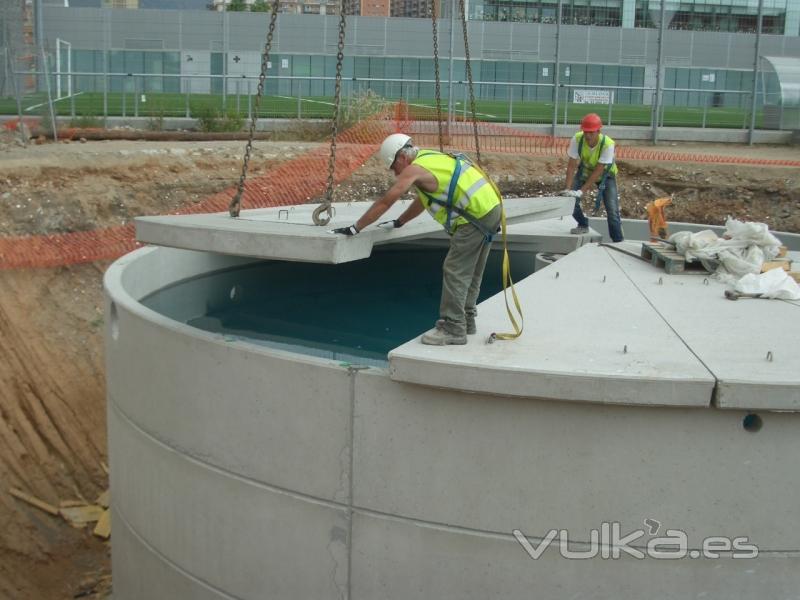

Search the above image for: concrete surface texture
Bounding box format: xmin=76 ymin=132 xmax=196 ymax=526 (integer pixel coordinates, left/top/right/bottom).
xmin=135 ymin=197 xmax=573 ymax=263
xmin=105 ymin=238 xmax=800 ymax=599
xmin=390 ymin=244 xmax=717 ymax=406
xmin=389 ymin=243 xmax=800 ymax=409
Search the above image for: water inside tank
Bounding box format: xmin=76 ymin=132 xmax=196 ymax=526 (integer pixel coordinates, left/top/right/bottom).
xmin=142 ymin=246 xmax=534 ymax=367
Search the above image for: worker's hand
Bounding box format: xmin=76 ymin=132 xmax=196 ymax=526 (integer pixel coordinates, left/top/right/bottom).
xmin=377 ymin=219 xmax=403 ymax=229
xmin=332 ymin=224 xmax=360 ymax=236
xmin=559 ymin=189 xmax=582 ymax=198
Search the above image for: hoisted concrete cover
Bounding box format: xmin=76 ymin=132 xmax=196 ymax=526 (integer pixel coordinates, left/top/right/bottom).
xmin=135 ymin=197 xmax=575 ymax=264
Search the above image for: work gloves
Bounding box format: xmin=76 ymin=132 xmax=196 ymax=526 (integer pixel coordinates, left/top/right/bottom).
xmin=332 ymin=224 xmax=360 ymax=236
xmin=332 ymin=220 xmax=404 ymax=235
xmin=560 ymin=188 xmax=598 ymax=213
xmin=377 ymin=219 xmax=404 ymax=229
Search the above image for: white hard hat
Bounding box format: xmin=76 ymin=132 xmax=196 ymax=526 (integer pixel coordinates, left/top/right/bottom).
xmin=379 ymin=133 xmax=412 ymax=169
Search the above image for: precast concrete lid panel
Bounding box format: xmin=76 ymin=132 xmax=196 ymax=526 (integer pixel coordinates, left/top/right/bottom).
xmin=605 ymin=245 xmax=800 ymax=410
xmin=135 ymin=197 xmax=573 ymax=264
xmin=389 ymin=244 xmax=716 ymax=407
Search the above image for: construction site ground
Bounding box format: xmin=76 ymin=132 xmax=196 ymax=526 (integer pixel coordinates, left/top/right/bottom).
xmin=0 ymin=132 xmax=798 ymax=599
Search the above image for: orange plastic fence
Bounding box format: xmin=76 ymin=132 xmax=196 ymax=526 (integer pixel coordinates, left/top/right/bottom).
xmin=2 ymin=103 xmax=798 ymax=270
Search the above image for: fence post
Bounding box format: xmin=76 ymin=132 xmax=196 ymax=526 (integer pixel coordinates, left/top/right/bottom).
xmin=247 ymin=79 xmax=252 ymax=120
xmin=297 ymin=82 xmax=302 ymax=119
xmin=508 ymin=84 xmax=513 ymax=124
xmin=702 ymin=92 xmax=708 ymax=128
xmin=236 ymin=78 xmax=241 ymax=114
xmin=185 ymin=77 xmax=191 ymax=119
xmin=748 ymin=0 xmax=764 ymax=144
xmin=134 ymin=76 xmax=139 ymax=118
xmin=563 ymin=87 xmax=568 ymax=125
xmin=4 ymin=36 xmax=27 ymax=146
xmin=744 ymin=94 xmax=751 ymax=129
xmin=552 ymin=0 xmax=563 ymax=138
xmin=39 ymin=45 xmax=58 ymax=141
xmin=70 ymin=74 xmax=76 ymax=119
xmin=608 ymin=92 xmax=613 ymax=126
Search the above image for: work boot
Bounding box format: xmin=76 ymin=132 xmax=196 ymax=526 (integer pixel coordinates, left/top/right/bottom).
xmin=466 ymin=317 xmax=476 ymax=335
xmin=570 ymin=226 xmax=589 ymax=235
xmin=437 ymin=318 xmax=477 ymax=335
xmin=421 ymin=327 xmax=467 ymax=346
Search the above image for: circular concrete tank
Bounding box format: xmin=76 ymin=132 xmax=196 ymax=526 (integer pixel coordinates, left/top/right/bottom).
xmin=105 ymin=244 xmax=800 ymax=600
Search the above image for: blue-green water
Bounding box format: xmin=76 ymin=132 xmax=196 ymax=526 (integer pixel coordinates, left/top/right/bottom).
xmin=142 ymin=246 xmax=534 ymax=366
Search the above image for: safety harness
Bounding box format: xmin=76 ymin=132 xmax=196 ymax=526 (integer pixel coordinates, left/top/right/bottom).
xmin=417 ymin=152 xmax=497 ymax=243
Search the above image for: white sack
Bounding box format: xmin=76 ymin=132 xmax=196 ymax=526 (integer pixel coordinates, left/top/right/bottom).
xmin=733 ymin=268 xmax=800 ymax=301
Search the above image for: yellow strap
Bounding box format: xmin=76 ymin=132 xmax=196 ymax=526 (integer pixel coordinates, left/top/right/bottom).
xmin=480 ymin=171 xmax=523 ymax=341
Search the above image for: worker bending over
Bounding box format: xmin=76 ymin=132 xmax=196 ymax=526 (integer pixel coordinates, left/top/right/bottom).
xmin=562 ymin=113 xmax=624 ymax=242
xmin=333 ymin=133 xmax=502 ymax=346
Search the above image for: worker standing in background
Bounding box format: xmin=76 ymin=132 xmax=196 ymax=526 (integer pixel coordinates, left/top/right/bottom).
xmin=332 ymin=133 xmax=502 ymax=346
xmin=561 ymin=113 xmax=624 ymax=242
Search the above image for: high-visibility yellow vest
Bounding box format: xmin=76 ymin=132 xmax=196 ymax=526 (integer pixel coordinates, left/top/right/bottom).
xmin=412 ymin=150 xmax=500 ymax=233
xmin=575 ymin=132 xmax=618 ymax=179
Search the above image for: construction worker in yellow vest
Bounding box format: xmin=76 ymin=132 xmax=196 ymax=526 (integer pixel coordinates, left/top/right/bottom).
xmin=333 ymin=133 xmax=502 ymax=346
xmin=561 ymin=113 xmax=624 ymax=242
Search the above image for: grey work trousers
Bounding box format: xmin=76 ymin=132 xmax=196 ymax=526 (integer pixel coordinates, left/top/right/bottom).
xmin=439 ymin=204 xmax=502 ymax=336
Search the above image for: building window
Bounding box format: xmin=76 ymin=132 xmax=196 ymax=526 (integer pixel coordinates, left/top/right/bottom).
xmin=635 ymin=1 xmax=787 ymax=34
xmin=476 ymin=1 xmax=621 ymax=27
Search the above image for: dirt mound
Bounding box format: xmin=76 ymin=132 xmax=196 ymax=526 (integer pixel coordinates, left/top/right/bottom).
xmin=0 ymin=264 xmax=109 ymax=599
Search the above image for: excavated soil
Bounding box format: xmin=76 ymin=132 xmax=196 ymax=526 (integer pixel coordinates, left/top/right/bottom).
xmin=0 ymin=132 xmax=798 ymax=599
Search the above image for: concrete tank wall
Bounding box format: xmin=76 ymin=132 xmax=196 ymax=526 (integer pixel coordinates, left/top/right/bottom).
xmin=105 ymin=245 xmax=800 ymax=600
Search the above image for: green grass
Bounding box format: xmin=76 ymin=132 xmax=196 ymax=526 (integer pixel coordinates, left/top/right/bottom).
xmin=0 ymin=92 xmax=764 ymax=129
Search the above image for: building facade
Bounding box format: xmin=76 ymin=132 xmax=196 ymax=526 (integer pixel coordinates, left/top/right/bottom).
xmin=39 ymin=5 xmax=800 ymax=113
xmin=469 ymin=0 xmax=799 ymax=36
xmin=391 ymin=0 xmax=437 ymax=18
xmin=344 ymin=0 xmax=391 ymax=16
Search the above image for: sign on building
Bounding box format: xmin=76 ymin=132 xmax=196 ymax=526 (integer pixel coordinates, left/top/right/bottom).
xmin=573 ymin=89 xmax=613 ymax=104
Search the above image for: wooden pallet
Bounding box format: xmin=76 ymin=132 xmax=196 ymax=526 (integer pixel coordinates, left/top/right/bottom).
xmin=641 ymin=242 xmax=708 ymax=275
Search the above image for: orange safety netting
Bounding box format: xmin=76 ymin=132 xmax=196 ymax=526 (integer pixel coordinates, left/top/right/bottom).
xmin=2 ymin=102 xmax=799 ymax=270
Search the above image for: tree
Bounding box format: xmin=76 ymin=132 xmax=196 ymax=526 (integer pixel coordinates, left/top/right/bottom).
xmin=251 ymin=0 xmax=271 ymax=11
xmin=227 ymin=0 xmax=248 ymax=11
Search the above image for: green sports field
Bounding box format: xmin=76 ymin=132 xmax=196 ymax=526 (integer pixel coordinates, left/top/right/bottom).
xmin=0 ymin=91 xmax=762 ymax=129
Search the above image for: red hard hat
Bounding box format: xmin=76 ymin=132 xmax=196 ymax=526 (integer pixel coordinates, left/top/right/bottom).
xmin=580 ymin=113 xmax=603 ymax=132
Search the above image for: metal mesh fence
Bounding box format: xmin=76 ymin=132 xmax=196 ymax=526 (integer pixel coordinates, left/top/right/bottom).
xmin=2 ymin=5 xmax=793 ymax=135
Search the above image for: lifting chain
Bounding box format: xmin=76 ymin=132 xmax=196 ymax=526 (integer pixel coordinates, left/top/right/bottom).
xmin=229 ymin=0 xmax=280 ymax=218
xmin=430 ymin=2 xmax=444 ymax=152
xmin=458 ymin=0 xmax=481 ymax=167
xmin=313 ymin=1 xmax=347 ymax=226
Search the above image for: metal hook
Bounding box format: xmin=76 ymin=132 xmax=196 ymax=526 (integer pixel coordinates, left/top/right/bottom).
xmin=623 ymin=344 xmax=628 ymax=354
xmin=703 ymin=278 xmax=709 ymax=285
xmin=603 ymin=275 xmax=607 ymax=283
xmin=766 ymin=351 xmax=773 ymax=362
xmin=277 ymin=209 xmax=289 ymax=220
xmin=555 ymin=271 xmax=560 ymax=279
xmin=312 ymin=204 xmax=333 ymax=226
xmin=658 ymin=277 xmax=663 ymax=285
